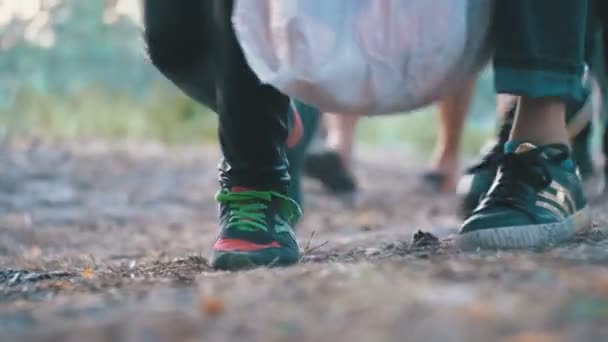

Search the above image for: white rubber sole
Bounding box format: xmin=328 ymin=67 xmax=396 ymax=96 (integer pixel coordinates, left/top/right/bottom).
xmin=458 ymin=207 xmax=591 ymax=250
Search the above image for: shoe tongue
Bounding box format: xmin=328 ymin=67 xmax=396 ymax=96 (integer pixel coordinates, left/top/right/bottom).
xmin=504 ymin=141 xmax=538 ymax=154
xmin=231 ymin=186 xmax=255 ymax=193
xmin=504 ymin=141 xmax=575 ymax=170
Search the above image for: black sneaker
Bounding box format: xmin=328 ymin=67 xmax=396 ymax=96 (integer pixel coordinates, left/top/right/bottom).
xmin=458 ymin=142 xmax=591 ymax=250
xmin=303 ymin=150 xmax=358 ymax=194
xmin=210 ymin=188 xmax=302 ymax=270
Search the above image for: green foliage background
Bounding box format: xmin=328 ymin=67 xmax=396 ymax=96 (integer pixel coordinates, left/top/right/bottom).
xmin=0 ymin=0 xmax=494 ymax=153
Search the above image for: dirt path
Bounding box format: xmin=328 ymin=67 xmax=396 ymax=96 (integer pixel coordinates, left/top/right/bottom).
xmin=1 ymin=139 xmax=608 ymax=342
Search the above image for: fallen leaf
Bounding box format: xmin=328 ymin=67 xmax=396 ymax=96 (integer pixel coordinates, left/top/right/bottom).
xmin=81 ymin=266 xmax=95 ymax=279
xmin=58 ymin=280 xmax=72 ymax=290
xmin=199 ymin=296 xmax=225 ymax=316
xmin=29 ymin=246 xmax=42 ymax=258
xmin=463 ymin=299 xmax=497 ymax=320
xmin=356 ymin=210 xmax=374 ymax=226
xmin=40 ymin=280 xmax=72 ymax=290
xmin=1 ymin=213 xmax=33 ymax=229
xmin=506 ymin=332 xmax=560 ymax=342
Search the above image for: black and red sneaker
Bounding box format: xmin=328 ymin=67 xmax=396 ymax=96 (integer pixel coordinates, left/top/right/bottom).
xmin=210 ymin=188 xmax=302 ymax=270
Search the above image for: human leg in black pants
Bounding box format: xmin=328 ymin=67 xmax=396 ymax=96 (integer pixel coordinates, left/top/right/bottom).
xmin=143 ymin=0 xmax=302 ymax=270
xmin=460 ymin=0 xmax=592 ymax=249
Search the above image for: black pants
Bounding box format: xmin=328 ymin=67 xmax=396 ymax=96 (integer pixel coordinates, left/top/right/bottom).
xmin=143 ymin=0 xmax=290 ymax=190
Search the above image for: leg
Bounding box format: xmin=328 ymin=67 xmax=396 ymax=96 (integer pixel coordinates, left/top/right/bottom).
xmin=459 ymin=0 xmax=592 ymax=249
xmin=325 ymin=114 xmax=360 ymax=171
xmin=144 ymin=0 xmax=290 ymax=189
xmin=213 ymin=1 xmax=291 ymax=190
xmin=144 ymin=0 xmax=301 ymax=270
xmin=286 ymin=101 xmax=322 ymax=206
xmin=428 ymin=78 xmax=476 ymax=192
xmin=142 ymin=0 xmax=218 ymax=110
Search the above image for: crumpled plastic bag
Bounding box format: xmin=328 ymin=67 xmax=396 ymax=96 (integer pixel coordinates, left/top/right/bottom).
xmin=233 ymin=0 xmax=494 ymax=115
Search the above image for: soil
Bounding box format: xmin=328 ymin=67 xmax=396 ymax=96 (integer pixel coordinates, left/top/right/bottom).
xmin=1 ymin=139 xmax=608 ymax=342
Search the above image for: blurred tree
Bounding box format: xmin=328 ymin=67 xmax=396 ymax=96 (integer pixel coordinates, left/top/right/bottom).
xmin=0 ymin=0 xmax=164 ymax=109
xmin=0 ymin=0 xmax=495 ymax=136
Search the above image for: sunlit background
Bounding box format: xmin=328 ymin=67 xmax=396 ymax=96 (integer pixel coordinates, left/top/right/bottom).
xmin=0 ymin=0 xmax=497 ymax=153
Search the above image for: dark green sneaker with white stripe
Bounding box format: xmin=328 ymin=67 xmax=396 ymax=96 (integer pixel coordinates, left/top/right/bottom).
xmin=458 ymin=90 xmax=594 ymax=218
xmin=457 ymin=111 xmax=514 ymax=216
xmin=458 ymin=142 xmax=591 ymax=250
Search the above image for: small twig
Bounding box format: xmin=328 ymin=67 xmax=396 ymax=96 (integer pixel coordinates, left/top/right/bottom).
xmin=266 ymin=257 xmax=281 ymax=268
xmin=301 ymin=230 xmax=329 ymax=256
xmin=103 ymin=262 xmax=119 ymax=274
xmin=303 ymin=231 xmax=316 ymax=253
xmin=88 ymin=254 xmax=98 ymax=267
xmin=141 ymin=264 xmax=165 ymax=272
xmin=302 ymin=241 xmax=329 ymax=256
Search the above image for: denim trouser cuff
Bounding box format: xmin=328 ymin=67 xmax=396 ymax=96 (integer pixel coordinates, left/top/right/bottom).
xmin=494 ymin=67 xmax=587 ymax=105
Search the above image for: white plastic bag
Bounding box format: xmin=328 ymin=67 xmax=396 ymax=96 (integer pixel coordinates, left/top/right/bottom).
xmin=233 ymin=0 xmax=494 ymax=115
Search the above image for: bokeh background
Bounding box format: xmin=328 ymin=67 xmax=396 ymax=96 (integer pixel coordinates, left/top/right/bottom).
xmin=3 ymin=4 xmax=608 ymax=342
xmin=1 ymin=0 xmax=499 ymax=154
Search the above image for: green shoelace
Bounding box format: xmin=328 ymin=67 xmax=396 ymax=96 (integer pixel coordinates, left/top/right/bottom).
xmin=215 ymin=190 xmax=302 ymax=232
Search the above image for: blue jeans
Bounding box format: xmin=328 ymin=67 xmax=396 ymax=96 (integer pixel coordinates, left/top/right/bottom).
xmin=493 ymin=0 xmax=592 ymax=104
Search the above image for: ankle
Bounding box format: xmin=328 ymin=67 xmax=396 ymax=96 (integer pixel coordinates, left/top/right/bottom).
xmin=430 ymin=152 xmax=458 ymax=174
xmin=509 ymin=97 xmax=570 ymax=146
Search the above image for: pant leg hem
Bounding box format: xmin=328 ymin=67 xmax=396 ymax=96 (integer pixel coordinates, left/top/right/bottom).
xmin=494 ymin=67 xmax=586 ymax=103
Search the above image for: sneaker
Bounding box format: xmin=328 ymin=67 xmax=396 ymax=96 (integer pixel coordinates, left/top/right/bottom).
xmin=571 ymin=123 xmax=594 ymax=180
xmin=457 ymin=113 xmax=513 ymax=216
xmin=421 ymin=171 xmax=450 ymax=193
xmin=458 ymin=92 xmax=594 ymax=217
xmin=303 ymin=150 xmax=358 ymax=195
xmin=210 ymin=188 xmax=302 ymax=270
xmin=458 ymin=142 xmax=591 ymax=250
